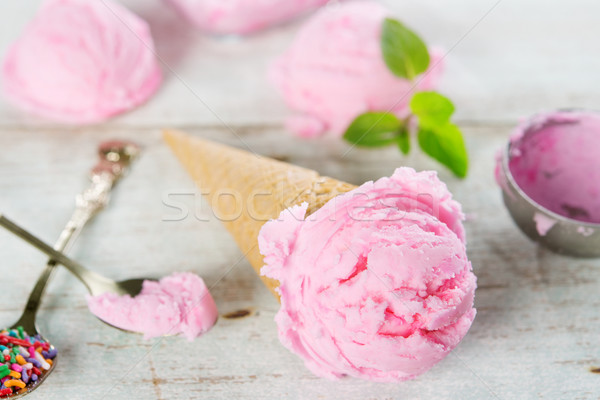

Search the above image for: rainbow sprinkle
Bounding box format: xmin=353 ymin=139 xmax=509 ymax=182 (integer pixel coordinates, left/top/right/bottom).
xmin=0 ymin=327 xmax=56 ymax=398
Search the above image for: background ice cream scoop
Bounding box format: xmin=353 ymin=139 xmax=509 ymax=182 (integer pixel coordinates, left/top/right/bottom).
xmin=270 ymin=1 xmax=443 ymax=138
xmin=165 ymin=0 xmax=332 ymax=35
xmin=2 ymin=0 xmax=162 ymax=124
xmin=259 ymin=168 xmax=476 ymax=381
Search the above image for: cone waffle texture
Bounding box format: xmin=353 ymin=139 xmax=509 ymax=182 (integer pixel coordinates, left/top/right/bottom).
xmin=164 ymin=129 xmax=356 ymax=296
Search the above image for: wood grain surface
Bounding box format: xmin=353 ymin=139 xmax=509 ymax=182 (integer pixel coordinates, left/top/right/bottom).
xmin=1 ymin=1 xmax=599 ymax=399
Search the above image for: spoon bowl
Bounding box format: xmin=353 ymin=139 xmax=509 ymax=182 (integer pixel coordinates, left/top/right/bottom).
xmin=112 ymin=279 xmax=146 ymax=297
xmin=88 ymin=278 xmax=155 ymax=335
xmin=3 ymin=267 xmax=57 ymax=399
xmin=1 ymin=344 xmax=56 ymax=400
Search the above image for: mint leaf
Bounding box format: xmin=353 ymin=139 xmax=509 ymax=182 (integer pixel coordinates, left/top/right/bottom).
xmin=417 ymin=123 xmax=468 ymax=178
xmin=397 ymin=126 xmax=410 ymax=154
xmin=381 ymin=18 xmax=430 ymax=80
xmin=343 ymin=112 xmax=403 ymax=147
xmin=410 ymin=91 xmax=455 ymax=127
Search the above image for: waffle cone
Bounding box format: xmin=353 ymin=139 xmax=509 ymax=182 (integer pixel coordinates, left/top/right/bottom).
xmin=164 ymin=129 xmax=356 ymax=297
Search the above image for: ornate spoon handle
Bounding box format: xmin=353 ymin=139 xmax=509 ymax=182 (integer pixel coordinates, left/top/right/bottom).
xmin=12 ymin=140 xmax=140 ymax=333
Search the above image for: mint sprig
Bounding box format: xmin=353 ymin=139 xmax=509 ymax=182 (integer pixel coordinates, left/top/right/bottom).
xmin=343 ymin=112 xmax=413 ymax=155
xmin=410 ymin=92 xmax=468 ymax=177
xmin=416 ymin=124 xmax=468 ymax=178
xmin=381 ymin=18 xmax=430 ymax=80
xmin=410 ymin=91 xmax=454 ymax=127
xmin=342 ymin=18 xmax=469 ymax=178
xmin=343 ymin=112 xmax=403 ymax=147
xmin=397 ymin=125 xmax=410 ymax=155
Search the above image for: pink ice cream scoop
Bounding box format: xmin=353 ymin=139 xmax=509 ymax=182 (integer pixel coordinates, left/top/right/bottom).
xmin=2 ymin=0 xmax=162 ymax=124
xmin=165 ymin=0 xmax=331 ymax=35
xmin=259 ymin=168 xmax=476 ymax=381
xmin=269 ymin=1 xmax=443 ymax=138
xmin=87 ymin=272 xmax=218 ymax=341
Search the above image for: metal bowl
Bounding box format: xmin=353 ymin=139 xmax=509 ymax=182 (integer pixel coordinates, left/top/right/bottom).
xmin=498 ymin=110 xmax=600 ymax=257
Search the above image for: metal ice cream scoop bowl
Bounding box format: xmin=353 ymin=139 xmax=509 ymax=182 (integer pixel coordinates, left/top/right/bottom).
xmin=497 ymin=109 xmax=600 ymax=257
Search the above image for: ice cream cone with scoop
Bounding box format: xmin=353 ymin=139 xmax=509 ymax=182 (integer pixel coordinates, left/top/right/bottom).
xmin=164 ymin=129 xmax=477 ymax=382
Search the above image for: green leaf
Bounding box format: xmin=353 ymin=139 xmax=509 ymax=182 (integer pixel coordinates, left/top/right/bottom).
xmin=381 ymin=18 xmax=430 ymax=80
xmin=417 ymin=123 xmax=468 ymax=178
xmin=397 ymin=126 xmax=410 ymax=154
xmin=410 ymin=91 xmax=455 ymax=128
xmin=343 ymin=112 xmax=403 ymax=147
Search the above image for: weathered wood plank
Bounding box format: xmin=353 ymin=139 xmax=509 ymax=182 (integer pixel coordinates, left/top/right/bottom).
xmin=1 ymin=0 xmax=600 ymax=397
xmin=1 ymin=125 xmax=599 ymax=399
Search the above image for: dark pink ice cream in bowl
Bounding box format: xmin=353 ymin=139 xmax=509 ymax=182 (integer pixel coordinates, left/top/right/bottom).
xmin=496 ymin=110 xmax=600 ymax=257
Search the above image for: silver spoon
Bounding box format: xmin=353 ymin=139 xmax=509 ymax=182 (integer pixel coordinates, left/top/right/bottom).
xmin=0 ymin=141 xmax=140 ymax=398
xmin=0 ymin=215 xmax=147 ymax=297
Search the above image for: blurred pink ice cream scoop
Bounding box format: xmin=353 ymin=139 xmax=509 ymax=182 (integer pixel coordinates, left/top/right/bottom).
xmin=165 ymin=0 xmax=332 ymax=35
xmin=2 ymin=0 xmax=162 ymax=124
xmin=270 ymin=1 xmax=443 ymax=138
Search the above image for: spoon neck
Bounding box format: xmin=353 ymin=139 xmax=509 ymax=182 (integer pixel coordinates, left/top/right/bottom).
xmin=82 ymin=270 xmax=120 ymax=296
xmin=14 ymin=262 xmax=57 ymax=334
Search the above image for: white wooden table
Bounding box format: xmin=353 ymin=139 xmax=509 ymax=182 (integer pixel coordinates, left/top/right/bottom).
xmin=1 ymin=1 xmax=599 ymax=399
